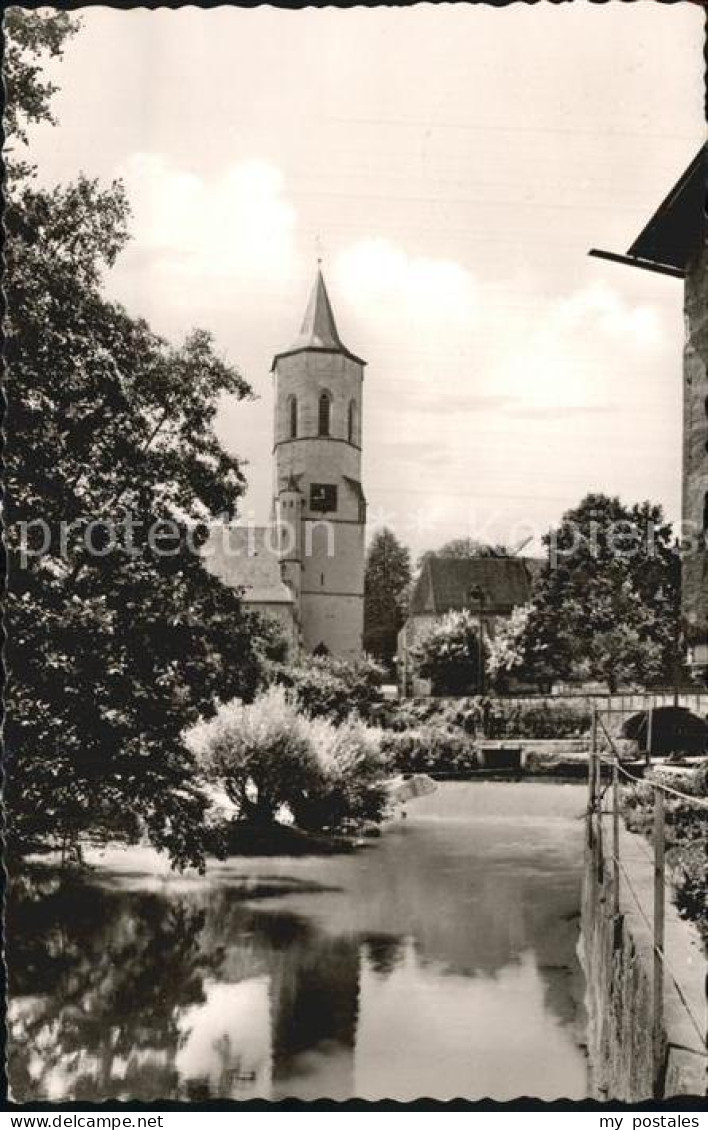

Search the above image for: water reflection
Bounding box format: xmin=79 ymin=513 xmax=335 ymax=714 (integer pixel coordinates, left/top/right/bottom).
xmin=8 ymin=782 xmax=589 ymax=1101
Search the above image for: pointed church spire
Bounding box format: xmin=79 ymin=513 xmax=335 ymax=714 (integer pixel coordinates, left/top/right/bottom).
xmin=297 ymin=268 xmax=344 ymax=352
xmin=272 ymin=266 xmax=366 ymax=370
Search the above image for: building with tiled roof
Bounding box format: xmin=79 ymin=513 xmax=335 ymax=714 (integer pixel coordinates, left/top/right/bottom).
xmin=398 ymin=555 xmax=542 ymax=695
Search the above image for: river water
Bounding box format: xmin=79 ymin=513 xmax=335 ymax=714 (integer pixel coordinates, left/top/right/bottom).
xmin=8 ymin=781 xmax=589 ymax=1102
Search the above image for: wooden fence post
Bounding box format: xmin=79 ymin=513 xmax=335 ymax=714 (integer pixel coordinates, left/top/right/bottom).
xmin=653 ymin=788 xmax=666 ymax=1097
xmin=646 ymin=706 xmax=654 ymax=769
xmin=588 ymin=706 xmax=597 ymax=847
xmin=596 ymin=717 xmax=604 ymax=879
xmin=612 ymin=750 xmax=620 ymax=918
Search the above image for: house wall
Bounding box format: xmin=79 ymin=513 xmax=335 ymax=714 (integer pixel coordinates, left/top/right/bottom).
xmin=682 ymin=240 xmax=708 ymax=676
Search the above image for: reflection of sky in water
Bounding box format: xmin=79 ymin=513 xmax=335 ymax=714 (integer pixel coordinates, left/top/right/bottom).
xmin=8 ymin=782 xmax=589 ymax=1102
xmin=355 ymin=941 xmax=586 ymax=1101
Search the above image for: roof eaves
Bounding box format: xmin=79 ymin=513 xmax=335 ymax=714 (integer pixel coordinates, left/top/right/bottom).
xmin=271 ymin=345 xmax=367 ymax=372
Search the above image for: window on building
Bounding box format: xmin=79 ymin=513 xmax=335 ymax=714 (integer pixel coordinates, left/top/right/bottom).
xmin=347 ymin=399 xmax=356 ymax=444
xmin=318 ymin=392 xmax=331 ymax=437
xmin=289 ymin=395 xmax=298 ymax=439
xmin=310 ymin=483 xmax=338 ymax=512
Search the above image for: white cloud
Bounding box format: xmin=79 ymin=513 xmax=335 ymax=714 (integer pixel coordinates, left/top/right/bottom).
xmin=330 ymin=235 xmax=672 ymax=551
xmin=334 ymin=236 xmax=664 ymax=417
xmin=118 ymin=153 xmax=297 ymax=283
xmin=496 ymin=281 xmax=664 ymax=412
xmin=336 ymin=238 xmax=478 ymax=326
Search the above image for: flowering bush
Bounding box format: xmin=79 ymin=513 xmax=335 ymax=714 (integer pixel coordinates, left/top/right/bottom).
xmin=486 ymin=604 xmax=534 ymax=689
xmin=410 ymin=611 xmax=484 ymax=696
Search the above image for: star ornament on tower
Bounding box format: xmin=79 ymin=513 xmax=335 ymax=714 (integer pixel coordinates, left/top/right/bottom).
xmin=367 ymin=503 xmax=399 ymax=532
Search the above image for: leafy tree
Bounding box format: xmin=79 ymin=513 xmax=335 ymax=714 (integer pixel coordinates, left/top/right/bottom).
xmin=500 ymin=494 xmax=681 ymax=693
xmin=270 ymin=654 xmax=385 ymax=724
xmin=4 ymin=8 xmax=78 ymax=151
xmin=424 ymin=537 xmax=509 ymax=560
xmin=5 ymin=11 xmax=282 ymax=867
xmin=363 ymin=528 xmax=411 ymax=670
xmin=410 ymin=610 xmax=485 ymax=696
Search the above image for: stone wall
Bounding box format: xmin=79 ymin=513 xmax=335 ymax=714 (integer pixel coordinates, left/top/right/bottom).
xmin=580 ymin=820 xmax=706 ymax=1100
xmin=683 ymin=241 xmax=708 ymax=665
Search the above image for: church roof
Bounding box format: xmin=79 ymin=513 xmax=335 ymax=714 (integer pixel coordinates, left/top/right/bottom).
xmin=410 ymin=556 xmax=537 ymax=617
xmin=589 ymin=144 xmax=706 ymax=279
xmin=272 ymin=268 xmax=366 ymax=369
xmin=202 ymin=524 xmax=296 ymax=605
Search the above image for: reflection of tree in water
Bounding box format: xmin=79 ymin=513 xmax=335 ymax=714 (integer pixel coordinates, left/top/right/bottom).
xmin=199 ymin=888 xmax=361 ymax=1095
xmin=7 ymin=871 xmax=216 ymax=1101
xmin=362 ymin=934 xmax=405 ymax=977
xmin=8 ymin=872 xmax=366 ymax=1102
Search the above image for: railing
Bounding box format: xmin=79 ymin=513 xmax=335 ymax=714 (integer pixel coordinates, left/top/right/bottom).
xmin=587 ymin=707 xmax=708 ymax=1097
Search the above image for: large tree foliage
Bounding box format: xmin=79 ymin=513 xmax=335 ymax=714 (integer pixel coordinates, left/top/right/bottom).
xmin=494 ymin=494 xmax=681 ymax=693
xmin=5 ymin=10 xmax=282 ymax=867
xmin=363 ymin=528 xmax=411 ymax=671
xmin=4 ymin=8 xmax=78 ymax=149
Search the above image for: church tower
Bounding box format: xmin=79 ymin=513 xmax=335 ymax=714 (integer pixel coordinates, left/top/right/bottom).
xmin=272 ymin=269 xmax=367 ymax=657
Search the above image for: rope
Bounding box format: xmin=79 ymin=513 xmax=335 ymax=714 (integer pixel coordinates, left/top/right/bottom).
xmin=588 ymin=711 xmax=708 ymax=1055
xmin=611 ymin=850 xmax=707 ymax=1054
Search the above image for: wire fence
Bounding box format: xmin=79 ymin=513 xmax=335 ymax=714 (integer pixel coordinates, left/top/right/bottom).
xmin=587 ymin=706 xmax=707 ymax=1098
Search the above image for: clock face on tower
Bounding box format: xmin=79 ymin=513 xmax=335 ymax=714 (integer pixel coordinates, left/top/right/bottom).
xmin=310 ymin=483 xmax=338 ymax=513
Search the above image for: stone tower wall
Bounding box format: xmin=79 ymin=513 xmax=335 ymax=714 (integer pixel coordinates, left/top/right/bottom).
xmin=273 ymin=349 xmax=365 ymax=656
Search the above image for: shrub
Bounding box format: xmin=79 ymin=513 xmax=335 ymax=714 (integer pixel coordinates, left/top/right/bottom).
xmin=185 ymin=687 xmax=388 ymax=836
xmin=381 ymin=696 xmax=592 ymax=740
xmin=270 ymin=654 xmax=386 ymax=724
xmin=289 ymin=716 xmax=388 ymax=832
xmin=380 ymin=724 xmax=476 ymax=776
xmin=184 ymin=687 xmax=316 ymax=825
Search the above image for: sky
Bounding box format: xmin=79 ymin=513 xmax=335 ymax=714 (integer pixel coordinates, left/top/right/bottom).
xmin=27 ymin=3 xmax=706 ymax=555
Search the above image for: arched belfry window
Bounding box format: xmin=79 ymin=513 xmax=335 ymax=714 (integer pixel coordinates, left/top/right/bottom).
xmin=288 ymin=395 xmax=298 ymax=439
xmin=347 ymin=399 xmax=357 ymax=444
xmin=318 ymin=391 xmax=331 ymax=437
